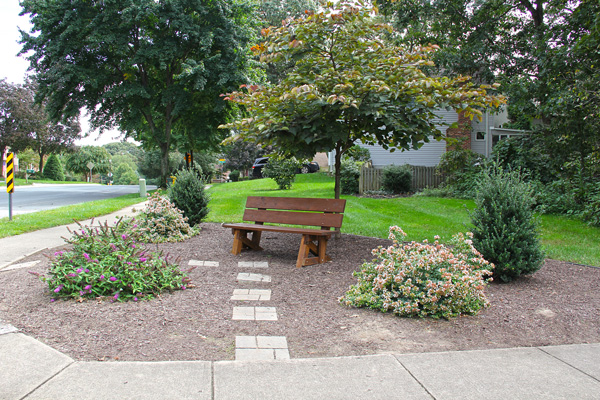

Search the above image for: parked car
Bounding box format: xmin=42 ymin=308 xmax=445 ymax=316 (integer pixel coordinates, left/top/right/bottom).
xmin=251 ymin=157 xmax=320 ymax=178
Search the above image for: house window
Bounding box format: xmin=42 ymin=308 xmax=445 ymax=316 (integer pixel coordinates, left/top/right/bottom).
xmin=492 ymin=134 xmax=511 ymax=147
xmin=475 ymin=131 xmax=485 ymax=140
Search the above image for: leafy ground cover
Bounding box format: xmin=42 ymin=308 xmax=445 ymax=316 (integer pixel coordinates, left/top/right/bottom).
xmin=0 ymin=193 xmax=148 ymax=238
xmin=207 ymin=173 xmax=600 ymax=267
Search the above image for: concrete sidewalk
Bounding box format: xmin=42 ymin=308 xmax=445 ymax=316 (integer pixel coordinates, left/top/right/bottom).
xmin=0 ymin=329 xmax=598 ymax=400
xmin=1 ymin=206 xmax=599 ymax=399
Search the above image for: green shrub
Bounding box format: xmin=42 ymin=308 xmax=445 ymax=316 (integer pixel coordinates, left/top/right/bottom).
xmin=582 ymin=189 xmax=600 ymax=227
xmin=470 ymin=164 xmax=545 ymax=282
xmin=113 ymin=162 xmax=138 ymax=185
xmin=135 ymin=192 xmax=200 ymax=242
xmin=262 ymin=155 xmax=300 ymax=190
xmin=438 ymin=145 xmax=484 ymax=198
xmin=340 ymin=159 xmax=360 ymax=194
xmin=168 ymin=169 xmax=210 ymax=226
xmin=340 ymin=226 xmax=494 ymax=319
xmin=43 ymin=154 xmax=65 ymax=181
xmin=381 ymin=164 xmax=412 ymax=194
xmin=31 ymin=218 xmax=191 ymax=302
xmin=229 ymin=170 xmax=240 ymax=182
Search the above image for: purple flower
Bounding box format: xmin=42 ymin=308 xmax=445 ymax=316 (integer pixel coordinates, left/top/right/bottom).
xmin=133 ymin=297 xmax=138 ymax=301
xmin=84 ymin=285 xmax=92 ymax=290
xmin=54 ymin=285 xmax=63 ymax=293
xmin=121 ymin=234 xmax=127 ymax=240
xmin=109 ymin=276 xmax=117 ymax=282
xmin=83 ymin=253 xmax=90 ymax=261
xmin=133 ymin=224 xmax=138 ymax=228
xmin=131 ymin=244 xmax=136 ymax=248
xmin=99 ymin=275 xmax=105 ymax=280
xmin=113 ymin=293 xmax=119 ymax=300
xmin=110 ymin=244 xmax=117 ymax=251
xmin=127 ymin=262 xmax=132 ymax=265
xmin=79 ymin=290 xmax=85 ymax=296
xmin=76 ymin=268 xmax=83 ymax=274
xmin=85 ymin=269 xmax=90 ymax=273
xmin=181 ymin=286 xmax=187 ymax=290
xmin=139 ymin=257 xmax=147 ymax=262
xmin=68 ymin=273 xmax=76 ymax=277
xmin=50 ymin=299 xmax=55 ymax=303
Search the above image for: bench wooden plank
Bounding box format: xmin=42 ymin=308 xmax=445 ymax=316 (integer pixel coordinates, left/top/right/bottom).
xmin=222 ymin=223 xmax=338 ymax=236
xmin=246 ymin=196 xmax=346 ymax=213
xmin=242 ymin=209 xmax=343 ymax=228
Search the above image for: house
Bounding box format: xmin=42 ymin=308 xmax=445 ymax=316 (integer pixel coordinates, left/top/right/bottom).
xmin=328 ymin=108 xmax=526 ymax=168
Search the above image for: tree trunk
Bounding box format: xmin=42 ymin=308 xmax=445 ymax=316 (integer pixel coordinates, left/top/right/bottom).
xmin=38 ymin=151 xmax=45 ymax=172
xmin=334 ymin=143 xmax=342 ymax=199
xmin=159 ymin=142 xmax=170 ymax=188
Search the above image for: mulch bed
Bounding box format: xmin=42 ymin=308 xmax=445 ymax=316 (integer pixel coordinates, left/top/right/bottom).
xmin=0 ymin=222 xmax=599 ymax=362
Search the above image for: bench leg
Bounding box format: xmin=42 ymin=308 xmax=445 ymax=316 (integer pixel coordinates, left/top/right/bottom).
xmin=231 ymin=229 xmax=263 ymax=255
xmin=297 ymin=235 xmax=332 ymax=268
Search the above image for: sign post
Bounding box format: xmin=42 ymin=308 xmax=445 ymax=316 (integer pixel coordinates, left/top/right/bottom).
xmin=6 ymin=152 xmax=14 ymax=221
xmin=86 ymin=161 xmax=95 ymax=183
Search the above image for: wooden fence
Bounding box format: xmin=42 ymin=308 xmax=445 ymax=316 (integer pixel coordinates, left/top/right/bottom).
xmin=359 ymin=164 xmax=446 ymax=194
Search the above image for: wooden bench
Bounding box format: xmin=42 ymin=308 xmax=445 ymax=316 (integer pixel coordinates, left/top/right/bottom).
xmin=222 ymin=196 xmax=346 ymax=268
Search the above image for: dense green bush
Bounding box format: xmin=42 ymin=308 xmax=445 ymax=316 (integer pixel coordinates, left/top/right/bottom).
xmin=344 ymin=145 xmax=371 ymax=162
xmin=229 ymin=170 xmax=240 ymax=182
xmin=31 ymin=218 xmax=191 ymax=302
xmin=135 ymin=192 xmax=200 ymax=242
xmin=340 ymin=159 xmax=360 ymax=194
xmin=168 ymin=169 xmax=210 ymax=226
xmin=262 ymin=155 xmax=300 ymax=189
xmin=340 ymin=226 xmax=494 ymax=319
xmin=470 ymin=164 xmax=545 ymax=282
xmin=43 ymin=154 xmax=65 ymax=181
xmin=438 ymin=144 xmax=484 ymax=198
xmin=583 ymin=189 xmax=600 ymax=227
xmin=113 ymin=163 xmax=138 ymax=185
xmin=381 ymin=164 xmax=412 ymax=193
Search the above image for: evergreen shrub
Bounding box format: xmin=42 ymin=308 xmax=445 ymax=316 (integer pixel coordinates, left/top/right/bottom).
xmin=168 ymin=169 xmax=210 ymax=226
xmin=229 ymin=170 xmax=240 ymax=182
xmin=381 ymin=164 xmax=412 ymax=193
xmin=43 ymin=154 xmax=65 ymax=181
xmin=340 ymin=159 xmax=359 ymax=194
xmin=470 ymin=164 xmax=545 ymax=282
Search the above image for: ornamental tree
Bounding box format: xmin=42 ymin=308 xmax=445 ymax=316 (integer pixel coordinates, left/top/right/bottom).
xmin=20 ymin=0 xmax=254 ymax=187
xmin=220 ymin=1 xmax=505 ymax=198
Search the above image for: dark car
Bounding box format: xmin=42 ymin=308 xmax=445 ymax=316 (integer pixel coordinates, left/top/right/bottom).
xmin=251 ymin=157 xmax=320 ymax=178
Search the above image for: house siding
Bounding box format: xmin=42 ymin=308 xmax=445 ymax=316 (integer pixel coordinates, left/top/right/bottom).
xmin=357 ymin=109 xmax=459 ymax=167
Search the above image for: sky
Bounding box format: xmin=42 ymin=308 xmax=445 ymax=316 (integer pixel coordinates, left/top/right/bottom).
xmin=0 ymin=1 xmax=129 ymax=147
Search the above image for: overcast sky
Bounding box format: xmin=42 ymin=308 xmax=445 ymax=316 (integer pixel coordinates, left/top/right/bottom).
xmin=0 ymin=1 xmax=127 ymax=147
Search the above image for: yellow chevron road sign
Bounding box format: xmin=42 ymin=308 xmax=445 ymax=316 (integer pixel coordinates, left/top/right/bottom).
xmin=6 ymin=152 xmax=14 ymax=193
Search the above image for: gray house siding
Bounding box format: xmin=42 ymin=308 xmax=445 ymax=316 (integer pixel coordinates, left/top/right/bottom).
xmin=355 ymin=109 xmax=458 ymax=167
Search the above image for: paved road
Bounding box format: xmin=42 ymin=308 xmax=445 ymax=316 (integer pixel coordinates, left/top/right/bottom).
xmin=0 ymin=183 xmax=153 ymax=218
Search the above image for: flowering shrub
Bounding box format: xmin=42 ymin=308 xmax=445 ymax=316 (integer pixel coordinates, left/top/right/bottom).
xmin=31 ymin=218 xmax=192 ymax=302
xmin=339 ymin=227 xmax=494 ymax=319
xmin=134 ymin=192 xmax=199 ymax=243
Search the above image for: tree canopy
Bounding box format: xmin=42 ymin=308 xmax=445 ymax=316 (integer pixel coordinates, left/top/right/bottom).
xmin=220 ymin=1 xmax=505 ymax=197
xmin=20 ymin=0 xmax=255 ymax=187
xmin=0 ymin=79 xmax=80 ymax=170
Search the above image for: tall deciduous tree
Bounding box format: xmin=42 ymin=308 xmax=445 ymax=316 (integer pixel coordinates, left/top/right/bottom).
xmin=65 ymin=146 xmax=111 ymax=182
xmin=220 ymin=1 xmax=505 ymax=198
xmin=0 ymin=79 xmax=80 ymax=171
xmin=20 ymin=0 xmax=255 ymax=187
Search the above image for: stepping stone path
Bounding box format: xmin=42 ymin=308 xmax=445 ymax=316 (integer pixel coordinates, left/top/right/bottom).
xmin=231 ymin=260 xmax=289 ymax=361
xmin=187 ymin=259 xmax=288 ymax=360
xmin=188 ymin=260 xmax=219 ymax=267
xmin=235 ymin=335 xmax=290 ymax=361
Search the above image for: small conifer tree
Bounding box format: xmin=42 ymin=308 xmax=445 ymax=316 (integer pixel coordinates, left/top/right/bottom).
xmin=470 ymin=163 xmax=545 ymax=282
xmin=168 ymin=169 xmax=210 ymax=226
xmin=43 ymin=154 xmax=65 ymax=181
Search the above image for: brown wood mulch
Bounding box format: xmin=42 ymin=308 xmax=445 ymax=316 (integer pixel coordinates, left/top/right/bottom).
xmin=0 ymin=222 xmax=598 ymax=362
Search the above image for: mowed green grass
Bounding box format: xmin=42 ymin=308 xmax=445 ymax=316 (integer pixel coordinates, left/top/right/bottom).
xmin=207 ymin=173 xmax=600 ymax=267
xmin=0 ymin=193 xmax=148 ymax=238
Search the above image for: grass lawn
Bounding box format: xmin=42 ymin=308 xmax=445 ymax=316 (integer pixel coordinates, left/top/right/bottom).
xmin=0 ymin=193 xmax=148 ymax=238
xmin=207 ymin=173 xmax=600 ymax=267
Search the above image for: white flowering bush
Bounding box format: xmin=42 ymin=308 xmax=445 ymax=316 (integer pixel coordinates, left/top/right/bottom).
xmin=134 ymin=192 xmax=199 ymax=243
xmin=340 ymin=227 xmax=494 ymax=319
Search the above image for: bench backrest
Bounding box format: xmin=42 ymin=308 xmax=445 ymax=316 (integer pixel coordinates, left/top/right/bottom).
xmin=243 ymin=196 xmax=346 ymax=230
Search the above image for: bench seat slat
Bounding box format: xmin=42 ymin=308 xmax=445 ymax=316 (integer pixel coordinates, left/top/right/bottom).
xmin=222 ymin=223 xmax=338 ymax=236
xmin=242 ymin=209 xmax=343 ymax=228
xmin=246 ymin=196 xmax=346 ymax=213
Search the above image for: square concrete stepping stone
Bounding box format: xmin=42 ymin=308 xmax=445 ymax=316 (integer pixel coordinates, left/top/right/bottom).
xmin=1 ymin=260 xmax=41 ymax=272
xmin=232 ymin=307 xmax=278 ymax=321
xmin=238 ymin=261 xmax=269 ymax=268
xmin=236 ymin=272 xmax=271 ymax=283
xmin=188 ymin=260 xmax=219 ymax=267
xmin=235 ymin=336 xmax=290 ymax=361
xmin=231 ymin=289 xmax=271 ymax=301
